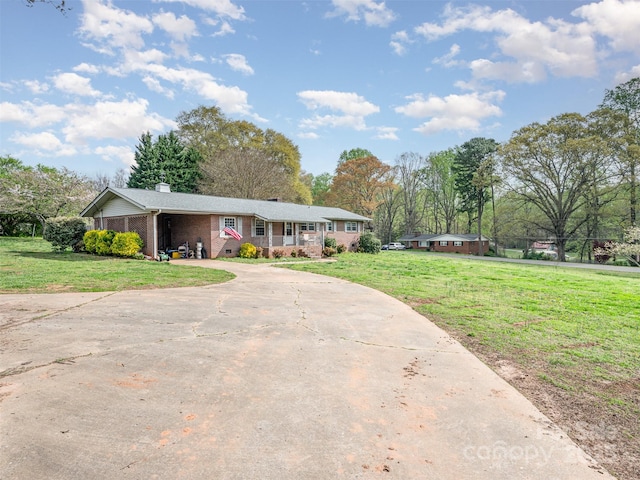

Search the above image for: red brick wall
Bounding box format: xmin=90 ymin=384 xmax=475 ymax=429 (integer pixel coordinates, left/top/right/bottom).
xmin=432 ymin=241 xmax=489 ymax=255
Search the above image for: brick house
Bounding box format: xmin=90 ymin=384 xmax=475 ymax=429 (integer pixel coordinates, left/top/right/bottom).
xmin=398 ymin=233 xmax=490 ymax=255
xmin=80 ymin=183 xmax=369 ymax=259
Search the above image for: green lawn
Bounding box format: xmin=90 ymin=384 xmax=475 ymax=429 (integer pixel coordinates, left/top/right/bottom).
xmin=282 ymin=251 xmax=639 ymax=477
xmin=0 ymin=237 xmax=234 ymax=292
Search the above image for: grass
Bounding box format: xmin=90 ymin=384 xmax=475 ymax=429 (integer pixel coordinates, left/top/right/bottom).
xmin=281 ymin=251 xmax=640 ymax=445
xmin=0 ymin=237 xmax=234 ymax=292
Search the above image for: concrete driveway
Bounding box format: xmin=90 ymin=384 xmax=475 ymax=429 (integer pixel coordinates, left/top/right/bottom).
xmin=0 ymin=261 xmax=612 ymax=479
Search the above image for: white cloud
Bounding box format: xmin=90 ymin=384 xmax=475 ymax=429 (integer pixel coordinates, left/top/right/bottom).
xmin=204 ymin=18 xmax=235 ymax=37
xmin=327 ymin=0 xmax=396 ymax=27
xmin=390 ymin=30 xmax=411 ymax=56
xmin=155 ymin=0 xmax=246 ymax=20
xmin=51 ymin=72 xmax=101 ymax=97
xmin=374 ymin=126 xmax=398 ymax=140
xmin=61 ymin=98 xmax=175 ymax=145
xmin=298 ymin=132 xmax=320 ymax=140
xmin=152 ymin=11 xmax=198 ymax=42
xmin=94 ymin=145 xmax=135 ymax=167
xmin=433 ymin=44 xmax=462 ymax=68
xmin=298 ymin=90 xmax=379 ymax=132
xmin=9 ymin=131 xmax=77 ymax=156
xmin=73 ymin=62 xmax=101 ymax=74
xmin=223 ymin=54 xmax=254 ymax=75
xmin=298 ymin=90 xmax=379 ymax=116
xmin=615 ymin=64 xmax=640 ymax=84
xmin=79 ymin=0 xmax=154 ymax=53
xmin=24 ymin=80 xmax=50 ymax=94
xmin=573 ymin=0 xmax=640 ymax=54
xmin=0 ymin=101 xmax=67 ymax=127
xmin=395 ymin=90 xmax=504 ymax=135
xmin=415 ymin=3 xmax=598 ymax=82
xmin=142 ymin=76 xmax=175 ymax=99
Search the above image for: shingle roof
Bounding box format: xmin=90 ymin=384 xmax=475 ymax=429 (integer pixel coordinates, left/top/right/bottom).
xmin=81 ymin=186 xmax=370 ymax=223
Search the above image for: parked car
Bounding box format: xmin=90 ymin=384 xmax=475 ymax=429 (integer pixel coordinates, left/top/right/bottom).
xmin=382 ymin=242 xmax=406 ymax=250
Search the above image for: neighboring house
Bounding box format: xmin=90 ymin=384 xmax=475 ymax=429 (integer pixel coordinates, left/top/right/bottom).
xmin=80 ymin=183 xmax=370 ymax=259
xmin=398 ymin=233 xmax=490 ymax=255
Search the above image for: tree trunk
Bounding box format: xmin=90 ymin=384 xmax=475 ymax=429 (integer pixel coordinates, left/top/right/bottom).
xmin=477 ymin=202 xmax=483 ymax=256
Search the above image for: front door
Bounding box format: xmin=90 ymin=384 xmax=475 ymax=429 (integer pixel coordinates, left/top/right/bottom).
xmin=284 ymin=222 xmax=294 ymax=245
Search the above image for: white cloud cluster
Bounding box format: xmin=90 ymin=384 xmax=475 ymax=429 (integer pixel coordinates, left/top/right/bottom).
xmin=0 ymin=99 xmax=175 ymax=155
xmin=327 ymin=0 xmax=396 ymax=27
xmin=395 ymin=90 xmax=504 ymax=135
xmin=297 ymin=90 xmax=380 ymax=133
xmin=414 ymin=3 xmax=598 ymax=83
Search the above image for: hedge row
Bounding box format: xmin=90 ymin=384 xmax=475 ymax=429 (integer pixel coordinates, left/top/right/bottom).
xmin=84 ymin=229 xmax=144 ymax=258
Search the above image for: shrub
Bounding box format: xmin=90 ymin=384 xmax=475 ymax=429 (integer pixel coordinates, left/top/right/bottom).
xmin=297 ymin=248 xmax=308 ymax=258
xmin=324 ymin=237 xmax=337 ymax=249
xmin=111 ymin=232 xmax=143 ymax=257
xmin=83 ymin=230 xmax=99 ymax=254
xmin=95 ymin=230 xmax=117 ymax=256
xmin=43 ymin=217 xmax=87 ymax=252
xmin=357 ymin=231 xmax=381 ymax=254
xmin=255 ymin=246 xmax=263 ymax=259
xmin=336 ymin=244 xmax=347 ymax=254
xmin=272 ymin=248 xmax=285 ymax=259
xmin=290 ymin=249 xmax=297 ymax=257
xmin=323 ymin=247 xmax=337 ymax=257
xmin=238 ymin=243 xmax=257 ymax=259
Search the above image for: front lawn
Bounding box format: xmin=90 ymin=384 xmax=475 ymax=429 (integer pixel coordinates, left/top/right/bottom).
xmin=0 ymin=237 xmax=234 ymax=292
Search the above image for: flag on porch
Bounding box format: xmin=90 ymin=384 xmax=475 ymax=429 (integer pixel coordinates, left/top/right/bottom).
xmin=223 ymin=226 xmax=242 ymax=240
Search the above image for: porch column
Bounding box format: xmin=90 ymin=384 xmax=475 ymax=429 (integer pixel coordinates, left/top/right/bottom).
xmin=268 ymin=222 xmax=273 ymax=248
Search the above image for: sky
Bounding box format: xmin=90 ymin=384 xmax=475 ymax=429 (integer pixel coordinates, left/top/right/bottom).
xmin=1 ymin=0 xmax=640 ymax=181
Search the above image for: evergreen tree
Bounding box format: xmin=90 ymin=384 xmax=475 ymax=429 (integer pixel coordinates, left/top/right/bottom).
xmin=128 ymin=131 xmax=201 ymax=193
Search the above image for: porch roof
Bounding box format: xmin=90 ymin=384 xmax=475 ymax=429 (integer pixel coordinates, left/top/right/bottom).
xmin=81 ymin=187 xmax=370 ymax=223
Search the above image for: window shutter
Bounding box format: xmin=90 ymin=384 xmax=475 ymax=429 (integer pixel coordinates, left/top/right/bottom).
xmin=251 ymin=218 xmax=255 ymax=237
xmin=237 ymin=217 xmax=242 ymax=236
xmin=219 ymin=216 xmax=225 ymax=235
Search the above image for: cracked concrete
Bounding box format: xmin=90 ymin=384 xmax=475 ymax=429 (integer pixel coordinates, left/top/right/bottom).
xmin=0 ymin=260 xmax=613 ymax=479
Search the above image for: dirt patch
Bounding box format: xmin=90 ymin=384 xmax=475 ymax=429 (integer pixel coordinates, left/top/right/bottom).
xmin=437 ymin=326 xmax=639 ymax=480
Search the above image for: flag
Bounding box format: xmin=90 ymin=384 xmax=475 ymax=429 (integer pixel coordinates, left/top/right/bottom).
xmin=223 ymin=226 xmax=242 ymax=240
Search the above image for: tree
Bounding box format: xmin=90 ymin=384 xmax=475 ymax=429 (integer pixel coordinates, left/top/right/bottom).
xmin=24 ymin=0 xmax=69 ymax=13
xmin=453 ymin=137 xmax=498 ymax=255
xmin=198 ymin=147 xmax=295 ymax=200
xmin=326 ymin=155 xmax=393 ymax=219
xmin=499 ymin=113 xmax=613 ymax=261
xmin=600 ymin=77 xmax=640 ymax=226
xmin=306 ymin=172 xmax=333 ymax=206
xmin=593 ymin=226 xmax=640 ymax=266
xmin=338 ymin=148 xmax=373 ymax=166
xmin=176 ymin=105 xmax=311 ymax=204
xmin=423 ymin=149 xmax=459 ymax=234
xmin=0 ymin=163 xmax=95 ymax=233
xmin=128 ymin=131 xmax=201 ymax=193
xmin=374 ymin=169 xmax=401 ymax=244
xmin=395 ymin=152 xmax=426 ymax=235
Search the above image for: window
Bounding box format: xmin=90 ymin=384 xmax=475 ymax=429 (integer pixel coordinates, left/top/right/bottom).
xmin=439 ymin=241 xmax=448 ymax=246
xmin=221 ymin=217 xmax=241 ymax=237
xmin=454 ymin=241 xmax=463 ymax=247
xmin=299 ymin=222 xmax=315 ymax=231
xmin=345 ymin=222 xmax=358 ymax=232
xmin=419 ymin=241 xmax=429 ymax=247
xmin=254 ymin=219 xmax=265 ymax=236
xmin=326 ymin=221 xmax=334 ymax=232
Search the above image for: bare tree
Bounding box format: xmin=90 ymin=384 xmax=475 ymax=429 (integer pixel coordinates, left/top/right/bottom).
xmin=198 ymin=148 xmax=294 ymax=200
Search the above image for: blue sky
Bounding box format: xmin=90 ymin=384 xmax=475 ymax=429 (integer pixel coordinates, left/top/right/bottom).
xmin=1 ymin=0 xmax=639 ymax=180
